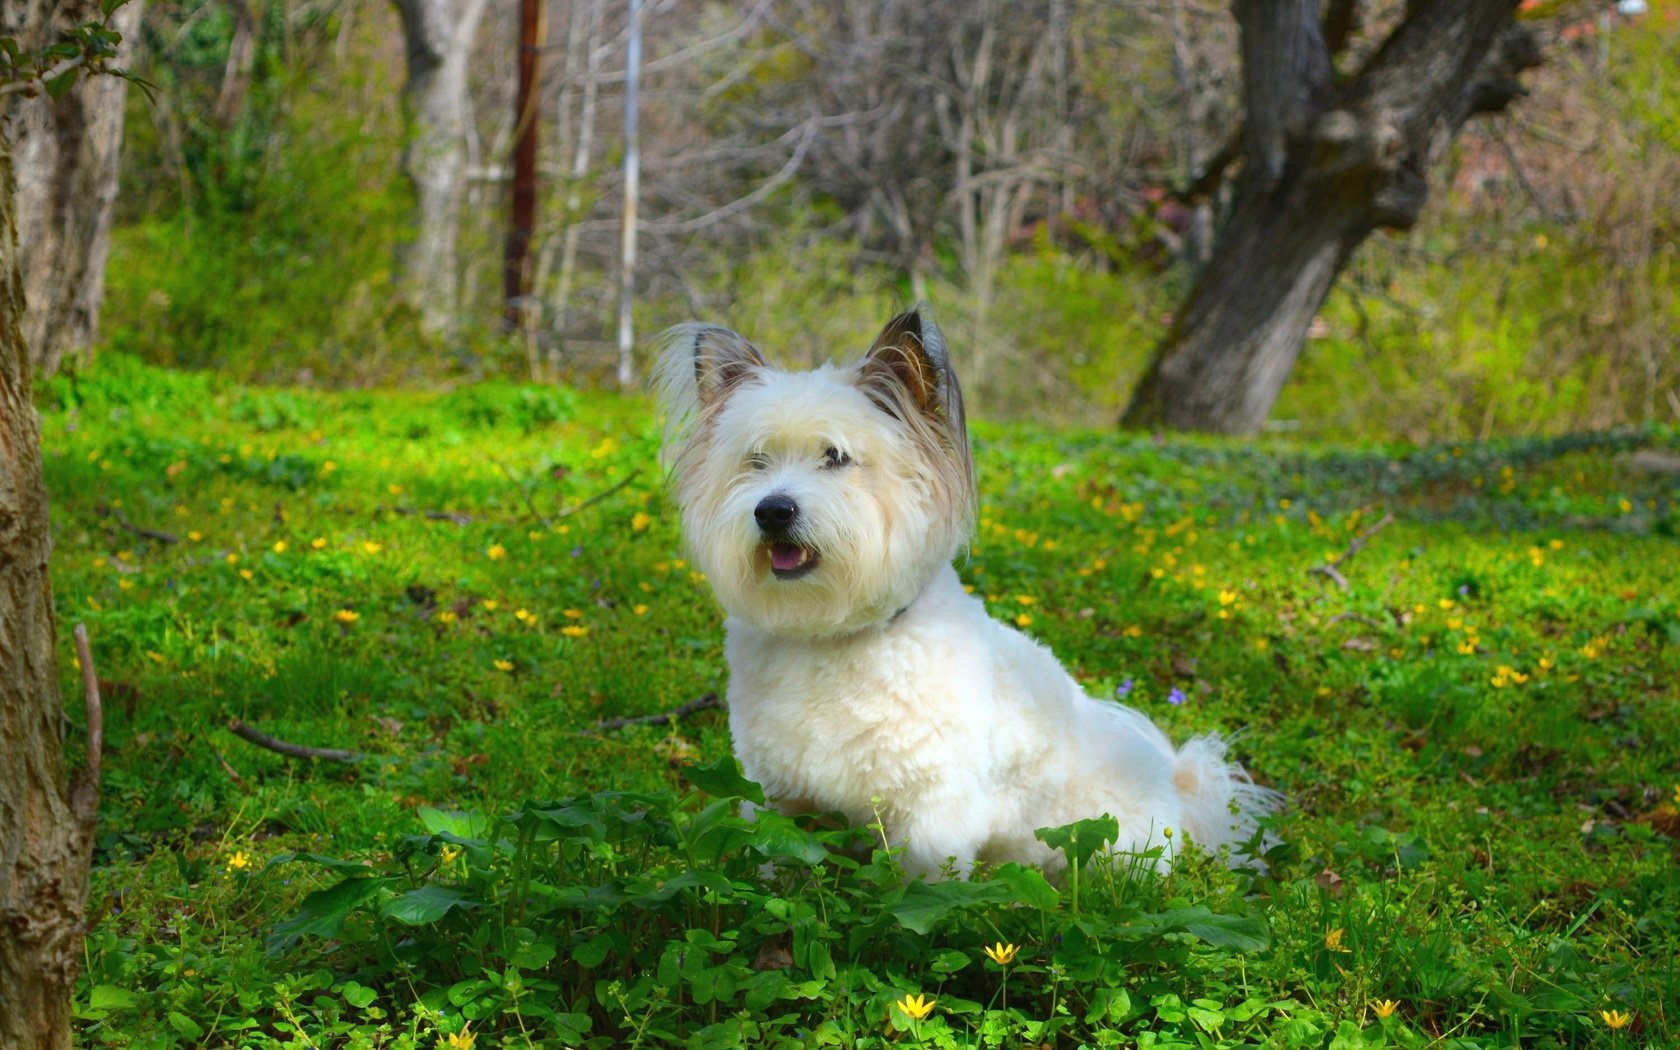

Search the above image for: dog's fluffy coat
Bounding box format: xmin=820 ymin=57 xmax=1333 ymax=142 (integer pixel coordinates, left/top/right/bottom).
xmin=657 ymin=307 xmax=1275 ymax=878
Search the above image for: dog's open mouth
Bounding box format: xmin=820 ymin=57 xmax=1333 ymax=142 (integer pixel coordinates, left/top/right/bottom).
xmin=767 ymin=542 xmax=819 ymax=580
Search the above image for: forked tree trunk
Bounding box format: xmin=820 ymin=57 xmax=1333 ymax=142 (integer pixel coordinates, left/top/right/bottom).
xmin=1121 ymin=0 xmax=1538 ymax=434
xmin=9 ymin=0 xmax=142 ymax=378
xmin=0 ymin=116 xmax=99 ymax=1050
xmin=393 ymin=0 xmax=490 ymax=338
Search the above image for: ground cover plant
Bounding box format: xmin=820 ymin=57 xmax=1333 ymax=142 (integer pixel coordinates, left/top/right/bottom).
xmin=40 ymin=357 xmax=1680 ymax=1048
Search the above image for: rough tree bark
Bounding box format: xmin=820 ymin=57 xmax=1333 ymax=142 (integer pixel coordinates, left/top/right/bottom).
xmin=1121 ymin=0 xmax=1541 ymax=435
xmin=8 ymin=0 xmax=143 ymax=379
xmin=392 ymin=0 xmax=490 ymax=338
xmin=0 ymin=96 xmax=101 ymax=1050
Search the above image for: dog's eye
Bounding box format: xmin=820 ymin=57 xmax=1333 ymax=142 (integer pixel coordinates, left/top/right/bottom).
xmin=748 ymin=453 xmax=769 ymax=471
xmin=823 ymin=447 xmax=852 ymax=469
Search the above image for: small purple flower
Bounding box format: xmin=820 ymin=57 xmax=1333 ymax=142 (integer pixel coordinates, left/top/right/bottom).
xmin=1458 ymin=584 xmax=1470 ymax=596
xmin=1116 ymin=678 xmax=1135 ymax=699
xmin=1167 ymin=687 xmax=1187 ymax=706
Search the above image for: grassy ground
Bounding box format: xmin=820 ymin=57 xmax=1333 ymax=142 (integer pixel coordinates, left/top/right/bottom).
xmin=40 ymin=357 xmax=1680 ymax=1048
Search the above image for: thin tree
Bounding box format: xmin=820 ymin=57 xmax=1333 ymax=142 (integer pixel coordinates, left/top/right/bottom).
xmin=392 ymin=0 xmax=490 ymax=338
xmin=1120 ymin=0 xmax=1542 ymax=434
xmin=504 ymin=0 xmax=542 ymax=333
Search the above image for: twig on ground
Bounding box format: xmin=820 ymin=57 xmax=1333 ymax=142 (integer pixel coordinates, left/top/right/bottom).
xmin=558 ymin=468 xmax=643 ymax=518
xmin=70 ymin=624 xmax=104 ymax=822
xmin=98 ymin=504 xmax=183 ymax=544
xmin=228 ymin=719 xmax=367 ymax=764
xmin=489 ymin=457 xmax=555 ymax=529
xmin=208 ymin=746 xmax=247 ymax=788
xmin=1308 ymin=512 xmax=1395 ymax=590
xmin=589 ymin=692 xmax=721 ymax=732
xmin=1327 ymin=611 xmax=1389 ymax=631
xmin=377 ymin=505 xmax=475 ymax=525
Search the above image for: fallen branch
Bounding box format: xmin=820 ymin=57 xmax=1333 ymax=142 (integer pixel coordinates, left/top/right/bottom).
xmin=69 ymin=624 xmax=104 ymax=823
xmin=589 ymin=692 xmax=721 ymax=732
xmin=489 ymin=457 xmax=555 ymax=529
xmin=228 ymin=719 xmax=367 ymax=764
xmin=97 ymin=504 xmax=182 ymax=544
xmin=1308 ymin=512 xmax=1395 ymax=591
xmin=558 ymin=467 xmax=643 ymax=518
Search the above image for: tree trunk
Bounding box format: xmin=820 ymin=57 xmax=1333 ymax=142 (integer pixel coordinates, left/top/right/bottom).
xmin=10 ymin=0 xmax=143 ymax=379
xmin=0 ymin=106 xmax=99 ymax=1050
xmin=1121 ymin=0 xmax=1537 ymax=434
xmin=392 ymin=0 xmax=490 ymax=339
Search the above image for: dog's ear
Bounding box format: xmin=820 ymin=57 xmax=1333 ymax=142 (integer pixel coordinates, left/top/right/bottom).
xmin=680 ymin=324 xmax=768 ymax=406
xmin=860 ymin=306 xmax=963 ymax=425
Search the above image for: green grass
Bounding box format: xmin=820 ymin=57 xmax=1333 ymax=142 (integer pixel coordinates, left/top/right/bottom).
xmin=40 ymin=357 xmax=1680 ymax=1048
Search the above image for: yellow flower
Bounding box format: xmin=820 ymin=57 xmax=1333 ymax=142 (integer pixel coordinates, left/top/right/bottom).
xmin=563 ymin=609 xmax=584 ymax=620
xmin=1218 ymin=589 xmax=1237 ymax=606
xmin=362 ymin=541 xmax=383 ymax=554
xmin=311 ymin=537 xmax=327 ymax=550
xmin=561 ymin=625 xmax=589 ymax=638
xmin=187 ymin=531 xmax=203 ymax=542
xmin=488 ymin=544 xmax=507 ymax=561
xmin=226 ymin=553 xmax=240 ymax=566
xmin=895 ymin=993 xmax=936 ymax=1021
xmin=226 ymin=850 xmax=252 ymax=872
xmin=334 ymin=609 xmax=360 ymax=625
xmin=444 ymin=1024 xmax=477 ymax=1050
xmin=239 ymin=569 xmax=254 ymax=581
xmin=632 ymin=511 xmax=652 ymax=532
xmin=633 ymin=604 xmax=649 ymax=616
xmin=1371 ymin=999 xmax=1399 ymax=1020
xmin=439 ymin=845 xmax=462 ymax=865
xmin=1438 ymin=598 xmax=1455 ymax=610
xmin=1455 ymin=641 xmax=1477 ymax=655
xmin=982 ymin=942 xmax=1018 ymax=966
xmin=1254 ymin=637 xmax=1270 ymax=651
xmin=1672 ymin=784 xmax=1680 ymax=806
xmin=514 ymin=608 xmax=537 ymax=626
xmin=272 ymin=540 xmax=288 ymax=554
xmin=1015 ymin=613 xmax=1033 ymax=628
xmin=494 ymin=659 xmax=514 ymax=672
xmin=1015 ymin=595 xmax=1037 ymax=606
xmin=482 ymin=599 xmax=499 ymax=611
xmin=1122 ymin=624 xmax=1143 ymax=639
xmin=1600 ymin=1009 xmax=1632 ymax=1030
xmin=1324 ymin=928 xmax=1350 ymax=953
xmin=435 ymin=611 xmax=457 ymax=625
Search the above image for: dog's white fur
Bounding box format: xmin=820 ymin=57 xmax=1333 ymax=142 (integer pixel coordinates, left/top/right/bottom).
xmin=656 ymin=307 xmax=1276 ymax=878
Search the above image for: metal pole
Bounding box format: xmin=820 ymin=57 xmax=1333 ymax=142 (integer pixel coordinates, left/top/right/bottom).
xmin=616 ymin=0 xmax=641 ymax=388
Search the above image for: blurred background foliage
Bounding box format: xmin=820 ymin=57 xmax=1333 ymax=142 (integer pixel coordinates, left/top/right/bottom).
xmin=92 ymin=0 xmax=1679 ymax=440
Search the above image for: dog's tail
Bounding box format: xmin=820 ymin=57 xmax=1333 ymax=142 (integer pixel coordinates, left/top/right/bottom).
xmin=1171 ymin=733 xmax=1281 ymax=863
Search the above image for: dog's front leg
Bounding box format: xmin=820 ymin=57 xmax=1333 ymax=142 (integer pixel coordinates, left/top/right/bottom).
xmin=896 ymin=790 xmax=990 ymax=881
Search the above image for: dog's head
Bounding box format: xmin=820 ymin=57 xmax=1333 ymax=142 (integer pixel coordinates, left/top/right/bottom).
xmin=655 ymin=307 xmax=976 ymax=638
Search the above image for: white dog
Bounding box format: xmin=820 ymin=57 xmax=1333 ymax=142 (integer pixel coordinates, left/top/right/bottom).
xmin=655 ymin=307 xmax=1276 ymax=878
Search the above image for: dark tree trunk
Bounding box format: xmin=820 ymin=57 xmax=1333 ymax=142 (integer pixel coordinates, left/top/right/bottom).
xmin=0 ymin=110 xmax=99 ymax=1050
xmin=10 ymin=0 xmax=143 ymax=379
xmin=1121 ymin=0 xmax=1539 ymax=435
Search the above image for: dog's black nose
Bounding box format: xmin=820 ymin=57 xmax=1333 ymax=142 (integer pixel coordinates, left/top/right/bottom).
xmin=754 ymin=494 xmax=798 ymax=532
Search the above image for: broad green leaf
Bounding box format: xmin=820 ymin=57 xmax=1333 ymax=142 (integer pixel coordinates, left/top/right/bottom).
xmin=381 ymin=884 xmax=479 ymax=925
xmin=684 ymin=757 xmax=767 ymax=805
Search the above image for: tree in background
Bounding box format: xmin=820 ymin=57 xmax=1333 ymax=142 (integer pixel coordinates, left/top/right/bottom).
xmin=392 ymin=0 xmax=490 ymax=339
xmin=1121 ymin=0 xmax=1542 ymax=434
xmin=0 ymin=9 xmax=115 ymax=1044
xmin=8 ymin=0 xmax=144 ymax=378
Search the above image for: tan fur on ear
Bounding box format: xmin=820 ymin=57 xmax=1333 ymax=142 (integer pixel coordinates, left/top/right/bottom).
xmin=856 ymin=306 xmax=977 ymax=534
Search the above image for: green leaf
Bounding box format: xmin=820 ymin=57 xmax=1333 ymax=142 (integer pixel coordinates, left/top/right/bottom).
xmin=45 ymin=67 xmax=80 ymax=100
xmin=988 ymin=862 xmax=1059 ymax=910
xmin=75 ymin=985 xmax=138 ymax=1020
xmin=381 ymin=884 xmax=479 ymax=926
xmin=167 ymin=1010 xmax=204 ymax=1039
xmin=887 ymin=879 xmax=1012 ymax=935
xmin=748 ymin=810 xmax=828 ymax=865
xmin=416 ymin=806 xmax=490 ymax=839
xmin=1034 ymin=814 xmax=1119 ymax=870
xmin=340 ymin=981 xmax=377 ymax=1009
xmin=267 ymin=876 xmax=390 ymax=954
xmin=684 ymin=757 xmax=767 ymax=805
xmin=1130 ymin=906 xmax=1271 ymax=951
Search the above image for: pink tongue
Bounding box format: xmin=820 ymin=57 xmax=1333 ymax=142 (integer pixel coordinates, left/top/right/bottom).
xmin=770 ymin=544 xmax=807 ymax=571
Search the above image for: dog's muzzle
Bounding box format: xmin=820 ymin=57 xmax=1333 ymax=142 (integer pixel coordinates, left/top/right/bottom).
xmin=755 ymin=494 xmax=820 ymax=579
